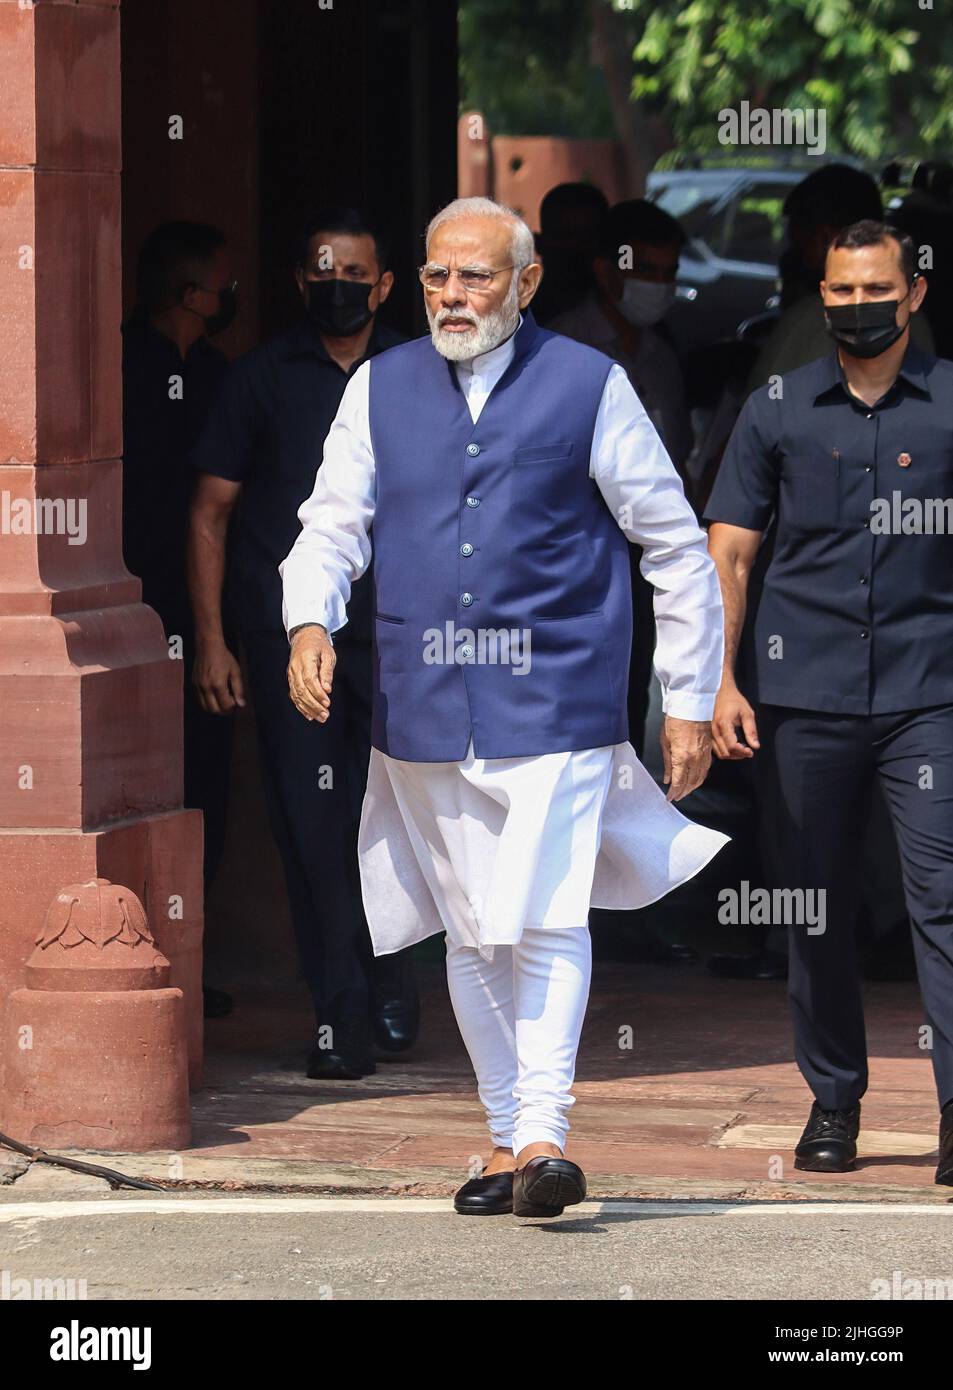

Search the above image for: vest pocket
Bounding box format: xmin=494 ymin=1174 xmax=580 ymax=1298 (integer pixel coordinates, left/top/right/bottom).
xmin=514 ymin=442 xmax=573 ymax=465
xmin=523 ymin=608 xmax=616 ymax=721
xmin=374 ymin=615 xmax=406 ymax=674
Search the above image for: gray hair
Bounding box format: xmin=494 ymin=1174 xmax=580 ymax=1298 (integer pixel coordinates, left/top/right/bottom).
xmin=425 ymin=196 xmax=536 ymax=268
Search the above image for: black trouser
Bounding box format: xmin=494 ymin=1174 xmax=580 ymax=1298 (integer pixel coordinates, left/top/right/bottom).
xmin=242 ymin=629 xmax=376 ymax=1029
xmin=758 ymin=704 xmax=953 ymax=1112
xmin=627 ymin=546 xmax=656 ymax=759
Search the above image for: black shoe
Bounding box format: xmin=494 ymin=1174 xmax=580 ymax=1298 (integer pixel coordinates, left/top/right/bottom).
xmin=202 ymin=985 xmax=234 ymax=1019
xmin=512 ymin=1156 xmax=587 ymax=1217
xmin=370 ymin=949 xmax=420 ymax=1053
xmin=453 ymin=1169 xmax=515 ymax=1215
xmin=935 ymin=1103 xmax=953 ymax=1186
xmin=794 ymin=1101 xmax=860 ymax=1172
xmin=307 ymin=1016 xmax=376 ymax=1080
xmin=706 ymin=949 xmax=788 ymax=981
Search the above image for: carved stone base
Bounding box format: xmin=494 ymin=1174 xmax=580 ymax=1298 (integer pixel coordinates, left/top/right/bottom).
xmin=0 ymin=812 xmax=203 ymax=1088
xmin=2 ymin=987 xmax=190 ymax=1152
xmin=1 ymin=878 xmax=191 ymax=1152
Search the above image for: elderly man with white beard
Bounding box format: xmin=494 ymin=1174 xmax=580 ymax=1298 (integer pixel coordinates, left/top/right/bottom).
xmin=280 ymin=197 xmax=728 ymax=1218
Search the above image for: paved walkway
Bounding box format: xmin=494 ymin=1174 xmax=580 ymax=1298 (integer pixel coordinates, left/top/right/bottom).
xmin=4 ymin=961 xmax=947 ymax=1203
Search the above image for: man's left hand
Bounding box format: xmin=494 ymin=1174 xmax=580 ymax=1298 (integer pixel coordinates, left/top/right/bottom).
xmin=660 ymin=716 xmax=713 ymax=803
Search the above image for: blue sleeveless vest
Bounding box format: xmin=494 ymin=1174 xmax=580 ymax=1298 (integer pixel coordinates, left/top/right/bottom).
xmin=366 ymin=311 xmax=631 ymax=761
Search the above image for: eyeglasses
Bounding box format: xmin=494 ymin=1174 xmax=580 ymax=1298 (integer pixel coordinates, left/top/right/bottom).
xmin=418 ymin=263 xmax=517 ymax=293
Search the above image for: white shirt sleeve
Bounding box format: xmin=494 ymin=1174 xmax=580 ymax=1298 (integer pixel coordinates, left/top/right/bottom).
xmin=590 ymin=363 xmax=724 ymax=722
xmin=279 ymin=360 xmax=377 ymax=639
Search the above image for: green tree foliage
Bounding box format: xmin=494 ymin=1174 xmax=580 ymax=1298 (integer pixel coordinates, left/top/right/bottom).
xmin=460 ymin=0 xmax=952 ymax=159
xmin=629 ymin=0 xmax=951 ymax=158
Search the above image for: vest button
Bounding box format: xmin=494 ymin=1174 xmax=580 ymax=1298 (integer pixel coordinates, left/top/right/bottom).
xmin=460 ymin=592 xmax=474 ymax=606
xmin=460 ymin=644 xmax=475 ymax=660
xmin=465 ymin=495 xmax=480 ymax=508
xmin=466 ymin=443 xmax=481 ymax=456
xmin=460 ymin=543 xmax=474 ymax=556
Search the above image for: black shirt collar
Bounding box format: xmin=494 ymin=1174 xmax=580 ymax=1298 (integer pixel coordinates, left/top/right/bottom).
xmin=122 ymin=312 xmax=222 ymax=364
xmin=813 ymin=338 xmax=933 ymax=405
xmin=278 ymin=317 xmax=402 ymax=367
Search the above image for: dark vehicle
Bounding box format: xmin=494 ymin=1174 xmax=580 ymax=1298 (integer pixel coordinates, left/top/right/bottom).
xmin=647 ymin=167 xmax=804 ymax=353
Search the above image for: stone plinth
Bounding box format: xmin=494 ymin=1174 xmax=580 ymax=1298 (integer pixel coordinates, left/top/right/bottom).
xmin=1 ymin=879 xmax=190 ymax=1152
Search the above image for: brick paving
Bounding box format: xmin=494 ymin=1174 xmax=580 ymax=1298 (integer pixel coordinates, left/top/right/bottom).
xmin=7 ymin=958 xmax=946 ymax=1201
xmin=164 ymin=959 xmax=946 ymax=1202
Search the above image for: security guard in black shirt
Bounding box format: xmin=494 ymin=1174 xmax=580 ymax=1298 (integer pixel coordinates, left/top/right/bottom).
xmin=706 ymin=219 xmax=953 ymax=1185
xmin=122 ymin=221 xmax=237 ymax=1020
xmin=190 ymin=209 xmax=412 ymax=1079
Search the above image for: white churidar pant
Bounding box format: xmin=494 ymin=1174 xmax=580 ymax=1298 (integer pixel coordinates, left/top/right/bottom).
xmin=445 ymin=925 xmax=592 ymax=1153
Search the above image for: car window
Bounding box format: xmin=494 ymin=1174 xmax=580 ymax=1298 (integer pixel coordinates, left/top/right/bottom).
xmin=714 ymin=183 xmax=791 ymax=264
xmin=649 ymin=182 xmax=721 ymax=238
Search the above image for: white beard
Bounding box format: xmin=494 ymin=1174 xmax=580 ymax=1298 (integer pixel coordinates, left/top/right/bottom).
xmin=426 ymin=278 xmax=521 ymax=361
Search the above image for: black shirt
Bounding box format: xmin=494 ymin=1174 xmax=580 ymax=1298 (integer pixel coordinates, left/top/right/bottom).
xmin=122 ymin=316 xmax=228 ymax=639
xmin=705 ymin=343 xmax=953 ymax=715
xmin=192 ymin=318 xmax=406 ymax=637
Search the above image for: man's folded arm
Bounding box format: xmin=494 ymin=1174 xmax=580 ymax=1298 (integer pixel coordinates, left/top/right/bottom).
xmin=279 ymin=361 xmax=377 ymax=641
xmin=590 ymin=364 xmax=724 ymax=721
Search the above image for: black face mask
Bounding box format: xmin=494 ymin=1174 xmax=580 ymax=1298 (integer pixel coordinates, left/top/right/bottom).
xmin=200 ymin=283 xmax=238 ymax=337
xmin=304 ymin=277 xmax=377 ymax=337
xmin=824 ymin=293 xmax=910 ymax=359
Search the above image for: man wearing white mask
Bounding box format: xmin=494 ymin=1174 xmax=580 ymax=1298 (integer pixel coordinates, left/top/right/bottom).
xmin=551 ymin=199 xmax=692 ymax=481
xmin=280 ymin=197 xmax=727 ymax=1219
xmin=552 ymin=199 xmax=693 ymax=771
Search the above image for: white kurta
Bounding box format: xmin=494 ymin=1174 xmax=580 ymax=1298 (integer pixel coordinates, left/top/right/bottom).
xmin=280 ymin=319 xmax=729 ymax=961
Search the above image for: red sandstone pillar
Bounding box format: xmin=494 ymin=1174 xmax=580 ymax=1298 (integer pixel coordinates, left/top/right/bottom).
xmin=0 ymin=0 xmax=203 ymax=1110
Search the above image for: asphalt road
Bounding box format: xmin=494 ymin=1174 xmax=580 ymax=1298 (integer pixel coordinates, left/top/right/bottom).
xmin=2 ymin=1192 xmax=952 ymax=1302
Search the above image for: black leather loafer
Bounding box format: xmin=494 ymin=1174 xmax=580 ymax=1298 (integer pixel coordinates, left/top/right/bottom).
xmin=512 ymin=1156 xmax=587 ymax=1216
xmin=794 ymin=1101 xmax=860 ymax=1172
xmin=935 ymin=1104 xmax=953 ymax=1186
xmin=453 ymin=1169 xmax=515 ymax=1215
xmin=371 ymin=948 xmax=420 ymax=1054
xmin=372 ymin=997 xmax=421 ymax=1054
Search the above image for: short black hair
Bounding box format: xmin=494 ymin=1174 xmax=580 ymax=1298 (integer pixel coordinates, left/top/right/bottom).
xmin=597 ymin=199 xmax=686 ymax=258
xmin=295 ymin=206 xmax=390 ymax=274
xmin=784 ymin=164 xmax=882 ymax=229
xmin=539 ymin=182 xmax=609 ymax=235
xmin=135 ymin=221 xmax=226 ymax=313
xmin=829 ymin=218 xmax=918 ymax=285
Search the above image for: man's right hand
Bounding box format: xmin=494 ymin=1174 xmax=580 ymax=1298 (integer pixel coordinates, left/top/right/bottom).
xmin=712 ymin=681 xmax=760 ymax=760
xmin=287 ymin=625 xmax=335 ymax=722
xmin=193 ymin=640 xmax=246 ymax=715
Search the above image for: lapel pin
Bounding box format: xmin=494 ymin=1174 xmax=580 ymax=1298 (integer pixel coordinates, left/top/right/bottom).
xmin=898 ymin=452 xmax=912 ymax=468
